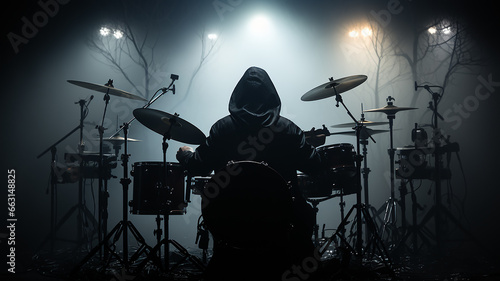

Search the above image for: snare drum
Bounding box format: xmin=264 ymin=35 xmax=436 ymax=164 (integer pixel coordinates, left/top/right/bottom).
xmin=131 ymin=162 xmax=186 ymax=215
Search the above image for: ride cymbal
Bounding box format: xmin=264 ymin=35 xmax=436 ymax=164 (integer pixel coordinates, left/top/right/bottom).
xmin=133 ymin=108 xmax=206 ymax=145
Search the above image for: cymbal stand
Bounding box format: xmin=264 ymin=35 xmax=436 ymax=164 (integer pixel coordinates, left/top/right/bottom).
xmin=70 ymin=121 xmax=155 ymax=275
xmin=319 ymin=79 xmax=391 ymax=269
xmin=71 ymin=80 xmax=178 ymax=275
xmin=357 ymin=108 xmax=382 ymax=245
xmin=379 ymin=96 xmax=399 ymax=247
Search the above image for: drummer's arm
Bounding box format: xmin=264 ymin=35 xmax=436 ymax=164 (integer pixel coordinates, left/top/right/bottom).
xmin=176 ymin=144 xmax=215 ymax=176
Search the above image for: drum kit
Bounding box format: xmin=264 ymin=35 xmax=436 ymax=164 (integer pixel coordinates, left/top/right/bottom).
xmin=39 ymin=71 xmax=463 ymax=275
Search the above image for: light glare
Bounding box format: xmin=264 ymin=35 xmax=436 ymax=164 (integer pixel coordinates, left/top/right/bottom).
xmin=349 ymin=30 xmax=359 ymax=38
xmin=100 ymin=27 xmax=110 ymax=36
xmin=361 ymin=27 xmax=372 ymax=37
xmin=207 ymin=33 xmax=218 ymax=40
xmin=428 ymin=26 xmax=437 ymax=34
xmin=113 ymin=29 xmax=124 ymax=39
xmin=249 ymin=14 xmax=271 ymax=34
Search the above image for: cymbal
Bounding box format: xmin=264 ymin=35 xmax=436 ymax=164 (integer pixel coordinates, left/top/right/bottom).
xmin=364 ymin=104 xmax=417 ymax=115
xmin=133 ymin=108 xmax=206 ymax=145
xmin=96 ymin=136 xmax=142 ymax=143
xmin=330 ymin=128 xmax=389 ymax=138
xmin=68 ymin=80 xmax=148 ymax=101
xmin=301 ymin=75 xmax=367 ymax=101
xmin=331 ymin=120 xmax=388 ymax=128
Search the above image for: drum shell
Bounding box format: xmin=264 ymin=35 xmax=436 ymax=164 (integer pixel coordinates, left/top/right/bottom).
xmin=131 ymin=162 xmax=186 ymax=215
xmin=201 ymin=161 xmax=294 ymax=248
xmin=313 ymin=143 xmax=359 ymax=195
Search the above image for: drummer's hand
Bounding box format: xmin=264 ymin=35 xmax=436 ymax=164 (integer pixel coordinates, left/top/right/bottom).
xmin=178 ymin=146 xmax=194 ymax=153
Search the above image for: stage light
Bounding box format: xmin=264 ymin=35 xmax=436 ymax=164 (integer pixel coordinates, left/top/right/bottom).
xmin=100 ymin=27 xmax=110 ymax=36
xmin=442 ymin=27 xmax=451 ymax=34
xmin=428 ymin=26 xmax=437 ymax=34
xmin=361 ymin=27 xmax=372 ymax=37
xmin=249 ymin=14 xmax=271 ymax=34
xmin=113 ymin=29 xmax=124 ymax=39
xmin=349 ymin=30 xmax=359 ymax=38
xmin=207 ymin=33 xmax=218 ymax=40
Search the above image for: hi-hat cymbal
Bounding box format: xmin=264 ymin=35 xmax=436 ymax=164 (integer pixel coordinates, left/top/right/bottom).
xmin=364 ymin=104 xmax=417 ymax=115
xmin=133 ymin=108 xmax=206 ymax=145
xmin=331 ymin=120 xmax=388 ymax=128
xmin=97 ymin=136 xmax=142 ymax=144
xmin=330 ymin=128 xmax=390 ymax=138
xmin=301 ymin=75 xmax=367 ymax=101
xmin=68 ymin=80 xmax=148 ymax=101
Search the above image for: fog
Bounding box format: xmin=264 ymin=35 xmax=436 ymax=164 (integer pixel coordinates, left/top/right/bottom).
xmin=2 ymin=0 xmax=499 ymax=269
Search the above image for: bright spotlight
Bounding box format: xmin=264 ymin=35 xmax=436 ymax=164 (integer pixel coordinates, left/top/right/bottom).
xmin=113 ymin=29 xmax=124 ymax=39
xmin=428 ymin=26 xmax=437 ymax=34
xmin=207 ymin=33 xmax=218 ymax=40
xmin=349 ymin=30 xmax=359 ymax=38
xmin=100 ymin=27 xmax=110 ymax=36
xmin=249 ymin=14 xmax=271 ymax=34
xmin=361 ymin=27 xmax=372 ymax=37
xmin=442 ymin=27 xmax=451 ymax=34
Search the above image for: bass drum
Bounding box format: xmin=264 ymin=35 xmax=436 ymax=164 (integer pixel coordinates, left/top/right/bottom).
xmin=201 ymin=161 xmax=314 ymax=280
xmin=130 ymin=162 xmax=186 ymax=215
xmin=201 ymin=161 xmax=293 ymax=247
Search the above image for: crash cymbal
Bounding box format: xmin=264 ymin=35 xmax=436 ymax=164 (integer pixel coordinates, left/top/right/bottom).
xmin=331 ymin=120 xmax=388 ymax=128
xmin=133 ymin=108 xmax=206 ymax=145
xmin=68 ymin=80 xmax=147 ymax=101
xmin=364 ymin=104 xmax=417 ymax=115
xmin=301 ymin=75 xmax=367 ymax=101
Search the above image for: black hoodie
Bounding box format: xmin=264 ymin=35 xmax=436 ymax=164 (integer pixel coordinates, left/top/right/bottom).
xmin=228 ymin=66 xmax=281 ymax=127
xmin=177 ymin=66 xmax=323 ymax=180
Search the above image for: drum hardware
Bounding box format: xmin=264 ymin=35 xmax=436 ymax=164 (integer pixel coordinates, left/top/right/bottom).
xmin=36 ymin=96 xmax=98 ymax=254
xmin=96 ymin=136 xmax=141 ymax=157
xmin=393 ymin=84 xmax=486 ymax=257
xmin=364 ymin=96 xmax=417 ymax=247
xmin=306 ymin=195 xmax=340 ymax=248
xmin=70 ymin=76 xmax=178 ymax=275
xmin=303 ymin=76 xmax=392 ymax=270
xmin=132 ymin=108 xmax=206 ymax=273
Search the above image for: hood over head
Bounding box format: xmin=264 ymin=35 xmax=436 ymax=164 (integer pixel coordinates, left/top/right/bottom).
xmin=229 ymin=67 xmax=281 ymax=127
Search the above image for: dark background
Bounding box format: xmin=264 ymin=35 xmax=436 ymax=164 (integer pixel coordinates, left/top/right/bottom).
xmin=2 ymin=0 xmax=499 ymax=275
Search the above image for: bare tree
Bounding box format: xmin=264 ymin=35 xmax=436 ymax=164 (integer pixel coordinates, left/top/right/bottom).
xmin=87 ymin=1 xmax=220 ymax=103
xmin=357 ymin=19 xmax=410 ymax=108
xmin=394 ymin=17 xmax=484 ymax=108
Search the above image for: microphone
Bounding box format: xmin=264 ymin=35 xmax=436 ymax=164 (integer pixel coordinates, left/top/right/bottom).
xmin=172 ymin=84 xmax=175 ymax=95
xmin=414 ymin=81 xmax=418 ymax=91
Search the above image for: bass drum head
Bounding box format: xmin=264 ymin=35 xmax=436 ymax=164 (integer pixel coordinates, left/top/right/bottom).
xmin=201 ymin=161 xmax=293 ymax=249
